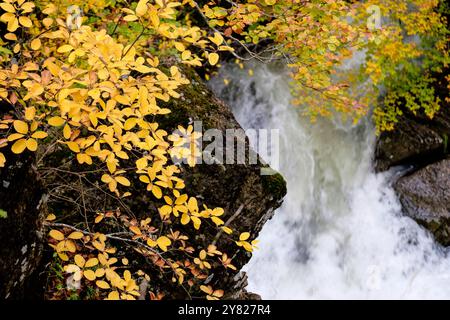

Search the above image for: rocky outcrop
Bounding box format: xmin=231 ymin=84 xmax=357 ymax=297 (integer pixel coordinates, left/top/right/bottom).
xmin=375 ymin=70 xmax=450 ymax=246
xmin=0 ymin=65 xmax=286 ymax=299
xmin=394 ymin=158 xmax=450 ymax=245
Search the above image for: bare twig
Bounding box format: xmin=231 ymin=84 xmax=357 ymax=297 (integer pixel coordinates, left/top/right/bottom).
xmin=212 ymin=203 xmax=244 ymax=246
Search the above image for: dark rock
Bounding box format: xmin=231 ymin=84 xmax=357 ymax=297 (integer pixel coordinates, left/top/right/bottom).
xmin=375 ymin=69 xmax=450 ymax=172
xmin=375 ymin=117 xmax=444 ymax=172
xmin=0 ymin=149 xmax=46 ymax=299
xmin=394 ymin=158 xmax=450 ymax=246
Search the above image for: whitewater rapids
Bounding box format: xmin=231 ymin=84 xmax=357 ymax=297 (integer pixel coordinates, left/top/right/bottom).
xmin=210 ymin=62 xmax=450 ymax=299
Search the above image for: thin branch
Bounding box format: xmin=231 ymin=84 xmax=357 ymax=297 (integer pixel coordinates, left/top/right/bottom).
xmin=212 ymin=203 xmax=244 ymax=246
xmin=192 ymin=1 xmax=274 ymax=63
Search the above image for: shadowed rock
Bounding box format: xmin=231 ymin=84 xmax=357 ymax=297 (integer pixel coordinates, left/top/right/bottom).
xmin=394 ymin=158 xmax=450 ymax=246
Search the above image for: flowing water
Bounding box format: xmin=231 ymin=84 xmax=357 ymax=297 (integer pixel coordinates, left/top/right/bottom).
xmin=210 ymin=62 xmax=450 ymax=299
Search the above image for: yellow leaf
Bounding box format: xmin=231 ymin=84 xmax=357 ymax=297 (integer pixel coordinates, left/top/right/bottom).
xmin=211 ymin=216 xmax=224 ymax=226
xmin=58 ymin=253 xmax=69 ymax=261
xmin=95 ymin=268 xmax=105 ymax=278
xmin=101 ymin=174 xmax=113 ymax=184
xmin=107 ymin=291 xmax=120 ymax=300
xmin=57 ymin=45 xmax=74 ymax=53
xmin=49 ymin=229 xmax=65 ymax=241
xmin=23 ymin=83 xmax=43 ymax=100
xmin=95 ymin=215 xmax=104 ymax=224
xmin=74 ymin=254 xmax=85 ymax=268
xmin=149 ymin=7 xmax=159 ymax=27
xmin=0 ymin=152 xmax=4 ymax=168
xmin=187 ymin=197 xmax=197 ymax=212
xmin=26 ymin=138 xmax=37 ymax=151
xmin=48 ymin=117 xmax=65 ymax=127
xmin=192 ymin=216 xmax=201 ymax=230
xmin=68 ymin=231 xmax=84 ymax=240
xmin=115 ymin=176 xmax=131 ymax=186
xmin=7 ymin=17 xmax=18 ymax=32
xmin=123 ymin=15 xmax=138 ymax=21
xmin=200 ymin=285 xmax=213 ymax=295
xmin=209 ymin=32 xmax=224 ymax=46
xmin=24 ymin=107 xmax=36 ymax=121
xmin=152 ymin=185 xmax=162 ymax=199
xmin=147 ymin=238 xmax=157 ymax=247
xmin=239 ymin=232 xmax=250 ymax=241
xmin=65 ymin=264 xmax=80 ymax=273
xmin=77 ymin=153 xmax=92 ymax=165
xmin=46 ymin=214 xmax=56 ymax=221
xmin=84 ymin=270 xmax=96 ymax=281
xmin=156 ymin=236 xmax=171 ymax=252
xmin=83 ymin=258 xmax=97 ymax=269
xmin=122 ymin=258 xmax=129 ymax=265
xmin=0 ymin=3 xmax=16 ymax=13
xmin=65 ymin=240 xmax=77 ymax=253
xmin=96 ymin=280 xmax=111 ymax=289
xmin=208 ymin=53 xmax=219 ymax=66
xmin=4 ymin=33 xmax=17 ymax=41
xmin=66 ymin=141 xmax=80 ymax=153
xmin=136 ymin=158 xmax=148 ymax=170
xmin=123 ymin=118 xmax=137 ymax=130
xmin=180 ymin=213 xmax=190 ymax=225
xmin=114 ymin=95 xmax=129 ymax=105
xmin=21 ymin=2 xmax=35 ymax=13
xmin=11 ymin=139 xmax=27 ymax=154
xmin=31 ymin=131 xmax=48 ymax=139
xmin=63 ymin=124 xmax=71 ymax=139
xmin=174 ymin=42 xmax=185 ymax=52
xmin=42 ymin=17 xmax=53 ymax=28
xmin=30 ymin=38 xmax=41 ymax=50
xmin=18 ymin=16 xmax=32 ymax=28
xmin=130 ymin=226 xmax=142 ymax=235
xmin=8 ymin=133 xmax=23 ymax=142
xmin=136 ymin=0 xmax=149 ymax=17
xmin=181 ymin=50 xmax=191 ymax=60
xmin=13 ymin=120 xmax=28 ymax=134
xmin=159 ymin=205 xmax=172 ymax=216
xmin=221 ymin=226 xmax=233 ymax=235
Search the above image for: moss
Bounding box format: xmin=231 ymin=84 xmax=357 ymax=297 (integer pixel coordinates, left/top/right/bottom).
xmin=261 ymin=171 xmax=287 ymax=200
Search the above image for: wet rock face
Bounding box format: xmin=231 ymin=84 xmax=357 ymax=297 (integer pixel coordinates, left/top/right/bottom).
xmin=0 ymin=149 xmax=45 ymax=299
xmin=394 ymin=159 xmax=450 ymax=246
xmin=374 ymin=72 xmax=450 ymax=246
xmin=375 ymin=117 xmax=444 ymax=172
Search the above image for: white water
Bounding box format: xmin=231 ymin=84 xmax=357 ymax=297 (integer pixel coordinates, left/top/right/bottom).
xmin=210 ymin=63 xmax=450 ymax=299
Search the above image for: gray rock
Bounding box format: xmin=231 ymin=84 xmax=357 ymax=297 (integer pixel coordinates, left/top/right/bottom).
xmin=375 ymin=116 xmax=444 ymax=172
xmin=394 ymin=158 xmax=450 ymax=245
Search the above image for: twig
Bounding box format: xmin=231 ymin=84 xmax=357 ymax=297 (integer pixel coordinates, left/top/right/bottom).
xmin=212 ymin=203 xmax=244 ymax=246
xmin=44 ymin=222 xmax=167 ymax=263
xmin=79 ymin=176 xmax=91 ymax=232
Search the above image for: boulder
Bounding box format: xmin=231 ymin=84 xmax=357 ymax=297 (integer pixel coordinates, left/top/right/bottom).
xmin=374 ymin=117 xmax=444 ymax=172
xmin=394 ymin=158 xmax=450 ymax=246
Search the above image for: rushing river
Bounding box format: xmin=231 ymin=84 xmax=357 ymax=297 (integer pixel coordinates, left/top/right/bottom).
xmin=210 ymin=62 xmax=450 ymax=299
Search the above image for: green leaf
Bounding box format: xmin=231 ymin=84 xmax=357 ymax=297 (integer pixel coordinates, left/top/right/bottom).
xmin=0 ymin=209 xmax=7 ymax=219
